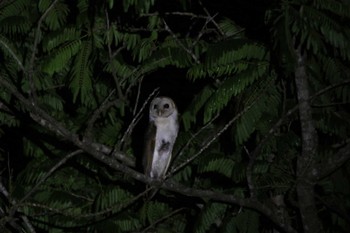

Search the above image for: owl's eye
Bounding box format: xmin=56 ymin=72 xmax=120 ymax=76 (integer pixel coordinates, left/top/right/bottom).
xmin=153 ymin=104 xmax=158 ymax=109
xmin=163 ymin=103 xmax=169 ymax=109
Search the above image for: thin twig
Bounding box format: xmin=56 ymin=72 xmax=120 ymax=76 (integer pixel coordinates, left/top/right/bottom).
xmin=172 ymin=113 xmax=220 ymax=163
xmin=84 ymin=90 xmax=116 ymax=140
xmin=117 ymin=88 xmax=159 ymax=150
xmin=192 ymin=13 xmax=216 ymax=47
xmin=18 ymin=150 xmax=83 ymax=205
xmin=0 ymin=36 xmax=24 ymax=71
xmin=133 ymin=77 xmax=143 ymax=116
xmin=24 ymin=186 xmax=152 ymax=220
xmin=141 ymin=12 xmax=208 ymax=19
xmin=30 ymin=0 xmax=59 ymax=69
xmin=198 ymin=0 xmax=224 ymax=36
xmin=168 ymin=99 xmax=258 ymax=178
xmin=163 ymin=19 xmax=200 ymax=64
xmin=28 ymin=0 xmax=60 ymax=101
xmin=105 ymin=9 xmax=125 ymax=101
xmin=91 ymin=142 xmax=135 ymax=166
xmin=312 ymin=102 xmax=350 ymax=108
xmin=142 ymin=207 xmax=185 ymax=233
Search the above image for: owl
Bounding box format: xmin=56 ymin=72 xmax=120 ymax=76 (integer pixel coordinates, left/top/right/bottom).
xmin=144 ymin=96 xmax=179 ymax=179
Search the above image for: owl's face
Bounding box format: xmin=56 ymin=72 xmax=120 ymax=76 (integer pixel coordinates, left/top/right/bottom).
xmin=149 ymin=97 xmax=177 ymax=119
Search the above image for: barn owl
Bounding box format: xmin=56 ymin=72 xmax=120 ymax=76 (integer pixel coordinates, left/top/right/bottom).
xmin=144 ymin=97 xmax=179 ymax=179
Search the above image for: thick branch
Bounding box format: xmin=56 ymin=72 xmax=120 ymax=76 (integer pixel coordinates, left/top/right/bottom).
xmin=0 ymin=76 xmax=297 ymax=233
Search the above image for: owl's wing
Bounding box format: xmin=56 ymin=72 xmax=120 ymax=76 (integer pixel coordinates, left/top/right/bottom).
xmin=143 ymin=122 xmax=156 ymax=176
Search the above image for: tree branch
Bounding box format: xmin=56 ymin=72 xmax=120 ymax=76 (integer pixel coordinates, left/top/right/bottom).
xmin=0 ymin=75 xmax=298 ymax=233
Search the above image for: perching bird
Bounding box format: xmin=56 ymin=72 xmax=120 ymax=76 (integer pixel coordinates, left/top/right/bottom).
xmin=144 ymin=96 xmax=179 ymax=179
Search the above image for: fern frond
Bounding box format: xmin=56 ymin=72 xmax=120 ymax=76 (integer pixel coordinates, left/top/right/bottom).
xmin=314 ymin=0 xmax=350 ymax=18
xmin=43 ymin=27 xmax=81 ymax=52
xmin=0 ymin=0 xmax=32 ymax=34
xmin=232 ymin=209 xmax=259 ymax=233
xmin=194 ymin=202 xmax=227 ymax=233
xmin=97 ymin=122 xmax=123 ymax=146
xmin=123 ymin=33 xmax=141 ymax=50
xmin=144 ymin=201 xmax=172 ymax=224
xmin=22 ymin=137 xmax=46 ymax=158
xmin=116 ymin=217 xmax=141 ymax=232
xmin=198 ymin=155 xmax=235 ymax=178
xmin=70 ymin=41 xmax=93 ymax=106
xmin=122 ymin=0 xmax=155 ymax=13
xmin=232 ymin=162 xmax=246 ymax=184
xmin=38 ymin=0 xmax=70 ymax=30
xmin=218 ymin=17 xmax=244 ymax=38
xmin=94 ymin=186 xmax=130 ymax=211
xmin=235 ymin=103 xmax=263 ymax=145
xmin=203 ymin=64 xmax=269 ymax=123
xmin=0 ymin=0 xmax=28 ymax=20
xmin=182 ymin=85 xmax=215 ymax=129
xmin=257 ymin=169 xmax=292 ymax=194
xmin=0 ymin=112 xmax=17 ymax=126
xmin=316 ymin=112 xmax=350 ymax=138
xmin=40 ymin=93 xmax=64 ymax=112
xmin=108 ymin=23 xmax=123 ymax=46
xmin=42 ymin=39 xmax=81 ymax=75
xmin=303 ymin=6 xmax=349 ymax=50
xmin=221 ymin=78 xmax=273 ymax=145
xmin=133 ymin=38 xmax=155 ymax=62
xmin=146 ymin=37 xmax=197 ymax=68
xmin=0 ymin=17 xmax=32 ymax=35
xmin=188 ymin=41 xmax=268 ymax=80
xmin=104 ymin=58 xmax=134 ymax=80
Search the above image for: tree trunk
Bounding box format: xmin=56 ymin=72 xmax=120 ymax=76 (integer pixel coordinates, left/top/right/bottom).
xmin=294 ymin=48 xmax=324 ymax=233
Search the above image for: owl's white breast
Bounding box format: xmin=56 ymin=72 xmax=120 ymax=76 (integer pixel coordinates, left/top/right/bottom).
xmin=154 ymin=117 xmax=178 ymax=140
